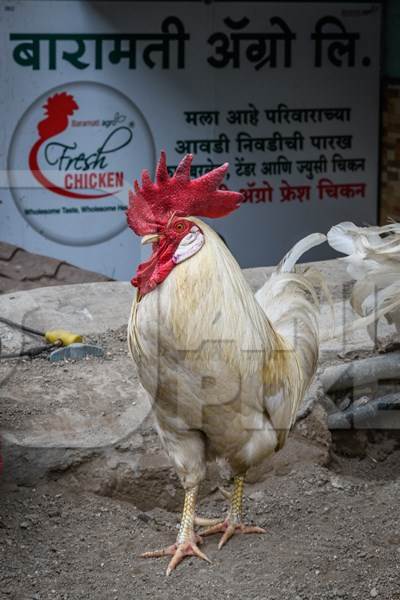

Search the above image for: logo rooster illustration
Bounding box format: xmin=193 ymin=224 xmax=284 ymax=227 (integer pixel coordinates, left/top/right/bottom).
xmin=29 ymin=92 xmax=115 ymax=199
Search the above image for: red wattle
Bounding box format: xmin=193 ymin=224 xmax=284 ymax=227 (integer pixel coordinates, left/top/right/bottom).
xmin=132 ymin=240 xmax=175 ymax=295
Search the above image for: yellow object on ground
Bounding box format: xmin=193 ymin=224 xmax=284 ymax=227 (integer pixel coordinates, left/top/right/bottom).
xmin=44 ymin=330 xmax=83 ymax=346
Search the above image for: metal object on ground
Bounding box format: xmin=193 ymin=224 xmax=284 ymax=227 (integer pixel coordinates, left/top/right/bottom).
xmin=49 ymin=343 xmax=104 ymax=362
xmin=327 ymin=393 xmax=400 ymax=430
xmin=320 ymin=352 xmax=400 ymax=393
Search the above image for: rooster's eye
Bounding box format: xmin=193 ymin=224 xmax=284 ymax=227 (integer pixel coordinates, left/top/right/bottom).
xmin=175 ymin=222 xmax=185 ymax=232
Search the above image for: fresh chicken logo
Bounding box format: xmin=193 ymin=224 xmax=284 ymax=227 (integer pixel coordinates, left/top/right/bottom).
xmin=28 ymin=91 xmax=132 ymax=200
xmin=8 ymin=82 xmax=155 ymax=246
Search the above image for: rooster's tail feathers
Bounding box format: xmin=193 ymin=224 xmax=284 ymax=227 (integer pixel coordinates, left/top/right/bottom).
xmin=327 ymin=222 xmax=361 ymax=256
xmin=324 ymin=221 xmax=400 ymax=343
xmin=256 ymin=233 xmax=329 ymax=394
xmin=277 ymin=233 xmax=327 ymax=273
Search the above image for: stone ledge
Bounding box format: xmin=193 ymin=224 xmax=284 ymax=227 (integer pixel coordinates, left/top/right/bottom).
xmin=0 ymin=241 xmax=111 ymax=294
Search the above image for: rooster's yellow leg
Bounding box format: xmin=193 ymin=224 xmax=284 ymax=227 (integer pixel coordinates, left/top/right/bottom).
xmin=140 ymin=486 xmax=211 ymax=575
xmin=200 ymin=475 xmax=266 ymax=549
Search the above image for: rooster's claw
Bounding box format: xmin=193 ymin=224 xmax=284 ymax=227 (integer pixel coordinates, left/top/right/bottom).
xmin=200 ymin=520 xmax=266 ymax=549
xmin=141 ymin=538 xmax=211 ymax=576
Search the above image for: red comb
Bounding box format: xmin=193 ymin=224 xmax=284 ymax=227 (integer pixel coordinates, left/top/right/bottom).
xmin=126 ymin=152 xmax=242 ymax=236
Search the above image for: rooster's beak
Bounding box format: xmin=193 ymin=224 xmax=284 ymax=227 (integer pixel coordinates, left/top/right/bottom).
xmin=141 ymin=234 xmax=160 ymax=245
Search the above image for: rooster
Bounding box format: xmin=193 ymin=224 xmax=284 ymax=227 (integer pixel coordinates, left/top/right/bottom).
xmin=127 ymin=152 xmax=326 ymax=575
xmin=327 ymin=221 xmax=400 ymax=342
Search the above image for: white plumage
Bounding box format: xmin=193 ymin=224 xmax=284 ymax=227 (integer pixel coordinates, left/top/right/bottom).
xmin=327 ymin=221 xmax=400 ymax=341
xmin=129 ymin=222 xmax=325 ymax=480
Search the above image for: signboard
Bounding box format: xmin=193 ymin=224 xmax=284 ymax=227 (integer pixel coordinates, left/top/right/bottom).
xmin=0 ymin=1 xmax=381 ymax=280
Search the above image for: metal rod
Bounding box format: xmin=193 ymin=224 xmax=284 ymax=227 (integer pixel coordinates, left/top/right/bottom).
xmin=0 ymin=316 xmax=44 ymax=338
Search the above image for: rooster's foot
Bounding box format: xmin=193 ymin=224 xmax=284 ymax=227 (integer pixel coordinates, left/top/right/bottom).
xmin=199 ymin=474 xmax=265 ymax=549
xmin=141 ymin=535 xmax=211 ymax=576
xmin=200 ymin=519 xmax=266 ymax=549
xmin=141 ymin=486 xmax=212 ymax=575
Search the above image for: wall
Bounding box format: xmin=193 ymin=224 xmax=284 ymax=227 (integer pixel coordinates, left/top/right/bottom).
xmin=381 ymin=85 xmax=400 ymax=223
xmin=0 ymin=1 xmax=383 ymax=277
xmin=381 ymin=0 xmax=400 ymax=223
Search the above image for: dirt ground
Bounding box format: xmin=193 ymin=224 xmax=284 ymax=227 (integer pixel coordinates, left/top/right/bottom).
xmin=2 ymin=451 xmax=400 ymax=600
xmin=2 ymin=328 xmax=400 ymax=600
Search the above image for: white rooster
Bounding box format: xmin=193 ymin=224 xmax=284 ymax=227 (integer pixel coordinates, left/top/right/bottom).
xmin=127 ymin=153 xmax=326 ymax=575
